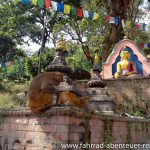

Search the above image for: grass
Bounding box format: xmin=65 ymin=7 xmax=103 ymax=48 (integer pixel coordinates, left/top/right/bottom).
xmin=0 ymin=80 xmax=28 ymax=108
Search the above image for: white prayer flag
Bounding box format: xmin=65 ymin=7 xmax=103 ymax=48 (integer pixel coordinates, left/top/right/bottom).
xmin=121 ymin=19 xmax=125 ymax=28
xmin=51 ymin=1 xmax=57 ymax=11
xmin=83 ymin=10 xmax=89 ymax=18
xmin=109 ymin=17 xmax=115 ymax=24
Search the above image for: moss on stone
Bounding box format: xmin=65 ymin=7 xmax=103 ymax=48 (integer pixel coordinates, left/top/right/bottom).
xmin=102 ymin=119 xmax=113 ymax=150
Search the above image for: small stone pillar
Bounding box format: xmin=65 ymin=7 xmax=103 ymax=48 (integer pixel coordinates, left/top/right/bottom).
xmin=46 ymin=34 xmax=84 ymax=97
xmin=86 ymin=50 xmax=116 ymax=114
xmin=46 ymin=34 xmax=72 ymax=75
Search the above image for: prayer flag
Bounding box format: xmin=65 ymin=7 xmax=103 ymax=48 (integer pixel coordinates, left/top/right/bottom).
xmin=140 ymin=44 xmax=144 ymax=49
xmin=144 ymin=44 xmax=148 ymax=48
xmin=31 ymin=0 xmax=37 ymax=5
xmin=64 ymin=4 xmax=70 ymax=14
xmin=140 ymin=44 xmax=150 ymax=49
xmin=70 ymin=6 xmax=76 ymax=15
xmin=85 ymin=51 xmax=91 ymax=60
xmin=143 ymin=23 xmax=147 ymax=31
xmin=105 ymin=15 xmax=110 ymax=22
xmin=57 ymin=3 xmax=64 ymax=12
xmin=89 ymin=12 xmax=94 ymax=20
xmin=51 ymin=1 xmax=57 ymax=10
xmin=93 ymin=13 xmax=99 ymax=20
xmin=131 ymin=21 xmax=135 ymax=28
xmin=38 ymin=0 xmax=44 ymax=7
xmin=83 ymin=10 xmax=89 ymax=18
xmin=1 ymin=63 xmax=5 ymax=68
xmin=115 ymin=17 xmax=119 ymax=26
xmin=135 ymin=23 xmax=140 ymax=29
xmin=139 ymin=23 xmax=143 ymax=30
xmin=77 ymin=8 xmax=83 ymax=17
xmin=121 ymin=19 xmax=125 ymax=28
xmin=109 ymin=17 xmax=115 ymax=24
xmin=22 ymin=0 xmax=30 ymax=5
xmin=0 ymin=63 xmax=1 ymax=68
xmin=140 ymin=23 xmax=146 ymax=31
xmin=125 ymin=20 xmax=131 ymax=28
xmin=45 ymin=0 xmax=51 ymax=9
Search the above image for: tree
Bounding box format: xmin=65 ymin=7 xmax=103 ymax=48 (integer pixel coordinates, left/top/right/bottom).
xmin=0 ymin=36 xmax=25 ymax=61
xmin=52 ymin=0 xmax=149 ymax=63
xmin=1 ymin=0 xmax=149 ymax=66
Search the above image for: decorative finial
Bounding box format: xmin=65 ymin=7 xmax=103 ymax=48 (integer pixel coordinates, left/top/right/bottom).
xmin=56 ymin=33 xmax=65 ymax=51
xmin=124 ymin=36 xmax=128 ymax=39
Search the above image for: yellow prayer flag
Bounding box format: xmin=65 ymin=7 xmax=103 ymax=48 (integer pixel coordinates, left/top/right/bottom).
xmin=64 ymin=4 xmax=71 ymax=14
xmin=125 ymin=20 xmax=131 ymax=28
xmin=93 ymin=13 xmax=99 ymax=20
xmin=31 ymin=0 xmax=37 ymax=5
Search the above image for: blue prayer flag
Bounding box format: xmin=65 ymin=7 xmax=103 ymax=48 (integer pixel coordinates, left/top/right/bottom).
xmin=22 ymin=0 xmax=30 ymax=5
xmin=115 ymin=17 xmax=119 ymax=26
xmin=57 ymin=3 xmax=64 ymax=12
xmin=1 ymin=63 xmax=5 ymax=68
xmin=143 ymin=23 xmax=146 ymax=31
xmin=147 ymin=43 xmax=150 ymax=48
xmin=89 ymin=12 xmax=94 ymax=20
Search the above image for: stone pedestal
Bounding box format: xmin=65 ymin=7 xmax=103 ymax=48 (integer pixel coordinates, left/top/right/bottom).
xmin=86 ymin=54 xmax=116 ymax=114
xmin=86 ymin=87 xmax=116 ymax=114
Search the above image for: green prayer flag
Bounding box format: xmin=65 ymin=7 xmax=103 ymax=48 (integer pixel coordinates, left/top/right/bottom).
xmin=131 ymin=21 xmax=135 ymax=28
xmin=38 ymin=0 xmax=44 ymax=7
xmin=71 ymin=7 xmax=76 ymax=15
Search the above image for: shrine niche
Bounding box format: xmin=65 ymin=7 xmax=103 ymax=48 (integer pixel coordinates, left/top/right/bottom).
xmin=102 ymin=37 xmax=150 ymax=79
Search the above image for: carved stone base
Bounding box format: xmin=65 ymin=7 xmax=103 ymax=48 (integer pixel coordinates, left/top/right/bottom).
xmin=90 ymin=100 xmax=116 ymax=113
xmin=86 ymin=87 xmax=116 ymax=113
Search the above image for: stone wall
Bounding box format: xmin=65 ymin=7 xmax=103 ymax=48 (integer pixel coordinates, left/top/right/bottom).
xmin=74 ymin=77 xmax=150 ymax=115
xmin=0 ymin=107 xmax=150 ymax=150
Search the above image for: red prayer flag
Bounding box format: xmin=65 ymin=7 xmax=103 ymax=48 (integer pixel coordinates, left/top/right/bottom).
xmin=135 ymin=23 xmax=140 ymax=29
xmin=77 ymin=8 xmax=83 ymax=17
xmin=105 ymin=15 xmax=110 ymax=22
xmin=85 ymin=52 xmax=91 ymax=60
xmin=45 ymin=0 xmax=51 ymax=9
xmin=140 ymin=44 xmax=144 ymax=49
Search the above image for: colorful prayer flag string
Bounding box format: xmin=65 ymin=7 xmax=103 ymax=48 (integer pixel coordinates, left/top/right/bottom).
xmin=19 ymin=0 xmax=150 ymax=30
xmin=140 ymin=43 xmax=150 ymax=49
xmin=0 ymin=61 xmax=13 ymax=68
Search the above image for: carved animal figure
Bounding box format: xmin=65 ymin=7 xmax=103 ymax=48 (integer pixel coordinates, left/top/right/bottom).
xmin=26 ymin=72 xmax=64 ymax=114
xmin=56 ymin=91 xmax=94 ymax=112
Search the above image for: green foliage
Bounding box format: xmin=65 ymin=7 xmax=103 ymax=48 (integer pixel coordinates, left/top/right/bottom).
xmin=66 ymin=49 xmax=92 ymax=71
xmin=143 ymin=48 xmax=150 ymax=56
xmin=26 ymin=47 xmax=54 ymax=77
xmin=131 ymin=109 xmax=145 ymax=117
xmin=0 ymin=80 xmax=28 ymax=108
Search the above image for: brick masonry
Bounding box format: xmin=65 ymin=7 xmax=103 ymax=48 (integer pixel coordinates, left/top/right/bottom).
xmin=74 ymin=77 xmax=150 ymax=115
xmin=0 ymin=107 xmax=150 ymax=150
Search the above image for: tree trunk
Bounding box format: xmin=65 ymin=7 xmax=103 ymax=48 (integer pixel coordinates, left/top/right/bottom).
xmin=102 ymin=23 xmax=123 ymax=62
xmin=102 ymin=0 xmax=131 ymax=62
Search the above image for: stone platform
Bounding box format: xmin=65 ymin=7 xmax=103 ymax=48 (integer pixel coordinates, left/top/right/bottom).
xmin=0 ymin=106 xmax=150 ymax=150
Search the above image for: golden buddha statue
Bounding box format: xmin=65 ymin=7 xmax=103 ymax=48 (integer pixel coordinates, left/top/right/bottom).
xmin=114 ymin=49 xmax=137 ymax=78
